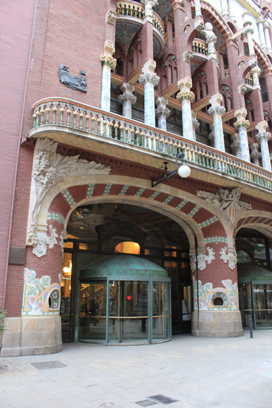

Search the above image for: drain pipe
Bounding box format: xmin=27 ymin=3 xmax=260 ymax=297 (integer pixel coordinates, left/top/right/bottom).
xmin=195 ymin=235 xmax=199 ymax=322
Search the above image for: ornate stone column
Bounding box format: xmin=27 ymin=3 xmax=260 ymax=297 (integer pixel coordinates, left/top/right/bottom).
xmin=194 ymin=0 xmax=202 ymax=18
xmin=208 ymin=94 xmax=226 ymax=152
xmin=243 ymin=12 xmax=255 ymax=56
xmin=255 ymin=120 xmax=271 ymax=171
xmin=176 ymin=77 xmax=195 ymax=140
xmin=139 ymin=64 xmax=160 ymax=127
xmin=257 ymin=17 xmax=266 ymax=49
xmin=250 ymin=143 xmax=261 ymax=165
xmin=155 ymin=97 xmax=170 ymax=131
xmin=228 ymin=0 xmax=236 ymax=22
xmin=264 ymin=22 xmax=272 ymax=52
xmin=234 ymin=108 xmax=251 ymax=162
xmin=100 ymin=42 xmax=117 ymax=111
xmin=118 ymin=83 xmax=137 ymax=119
xmin=221 ymin=0 xmax=228 ymax=17
xmin=231 ymin=134 xmax=242 ymax=159
xmin=202 ymin=22 xmax=217 ymax=60
xmin=251 ymin=66 xmax=261 ymax=89
xmin=192 ymin=111 xmax=199 ymax=141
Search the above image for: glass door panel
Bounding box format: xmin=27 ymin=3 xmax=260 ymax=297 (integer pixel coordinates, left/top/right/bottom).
xmin=182 ymin=286 xmax=192 ymax=321
xmin=61 ymin=253 xmax=73 ymax=341
xmin=253 ymin=284 xmax=272 ymax=328
xmin=79 ymin=281 xmax=107 ymax=341
xmin=109 ymin=281 xmax=148 ymax=343
xmin=152 ymin=282 xmax=171 ymax=340
xmin=239 ymin=283 xmax=253 ymax=328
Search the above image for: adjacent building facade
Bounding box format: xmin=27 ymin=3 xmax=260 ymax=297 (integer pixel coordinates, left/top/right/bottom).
xmin=1 ymin=0 xmax=272 ymax=356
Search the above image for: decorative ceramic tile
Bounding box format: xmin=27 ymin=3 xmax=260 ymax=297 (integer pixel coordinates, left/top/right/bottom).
xmin=188 ymin=205 xmax=200 ymax=217
xmin=86 ymin=183 xmax=95 ymax=198
xmin=149 ymin=191 xmax=160 ymax=200
xmin=103 ymin=183 xmax=112 ymax=195
xmin=163 ymin=195 xmax=174 ymax=204
xmin=119 ymin=185 xmax=129 ymax=195
xmin=47 ymin=212 xmax=65 ymax=225
xmin=176 ymin=200 xmax=187 ymax=210
xmin=193 ymin=278 xmax=239 ymax=311
xmin=22 ymin=268 xmax=60 ymax=316
xmin=199 ymin=216 xmax=218 ymax=228
xmin=135 ymin=188 xmax=145 ymax=197
xmin=204 ymin=237 xmax=228 ymax=244
xmin=61 ymin=189 xmax=75 ymax=207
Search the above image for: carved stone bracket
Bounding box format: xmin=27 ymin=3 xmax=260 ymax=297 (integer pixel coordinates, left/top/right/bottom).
xmin=220 ymin=247 xmax=237 ymax=270
xmin=183 ymin=50 xmax=193 ymax=63
xmin=106 ymin=9 xmax=116 ymax=24
xmin=190 ymin=247 xmax=215 ymax=271
xmin=27 ymin=138 xmax=111 ymax=258
xmin=59 ymin=64 xmax=87 ymax=92
xmin=197 ymin=188 xmax=252 ymax=223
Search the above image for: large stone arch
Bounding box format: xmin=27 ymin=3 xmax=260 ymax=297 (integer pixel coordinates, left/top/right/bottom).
xmin=234 ymin=210 xmax=272 ymax=240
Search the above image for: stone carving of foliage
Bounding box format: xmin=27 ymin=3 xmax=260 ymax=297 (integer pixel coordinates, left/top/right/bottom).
xmin=190 ymin=246 xmax=215 ymax=271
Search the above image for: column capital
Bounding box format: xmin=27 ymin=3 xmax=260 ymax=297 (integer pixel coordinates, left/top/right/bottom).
xmin=234 ymin=108 xmax=247 ymax=121
xmin=176 ymin=90 xmax=195 ymax=103
xmin=264 ymin=21 xmax=270 ymax=29
xmin=118 ymin=83 xmax=137 ymax=105
xmin=234 ymin=119 xmax=250 ymax=129
xmin=256 ymin=131 xmax=271 ymax=141
xmin=100 ymin=55 xmax=117 ymax=69
xmin=243 ymin=26 xmax=254 ymax=36
xmin=257 ymin=17 xmax=265 ymax=25
xmin=139 ymin=72 xmax=160 ymax=86
xmin=155 ymin=97 xmax=170 ymax=118
xmin=208 ymin=105 xmax=226 ymax=117
xmin=255 ymin=120 xmax=268 ymax=133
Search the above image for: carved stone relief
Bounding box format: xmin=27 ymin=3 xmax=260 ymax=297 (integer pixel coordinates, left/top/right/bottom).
xmin=190 ymin=247 xmax=215 ymax=271
xmin=27 ymin=138 xmax=111 ymax=258
xmin=197 ymin=188 xmax=252 ymax=223
xmin=59 ymin=64 xmax=87 ymax=92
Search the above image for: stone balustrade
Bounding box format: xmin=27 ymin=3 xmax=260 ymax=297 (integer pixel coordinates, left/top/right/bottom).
xmin=192 ymin=39 xmax=208 ymax=55
xmin=116 ymin=1 xmax=165 ymax=38
xmin=31 ymin=98 xmax=272 ymax=191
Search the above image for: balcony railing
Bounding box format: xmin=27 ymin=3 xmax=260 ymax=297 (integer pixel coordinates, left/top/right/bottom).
xmin=116 ymin=1 xmax=165 ymax=38
xmin=30 ymin=98 xmax=272 ymax=192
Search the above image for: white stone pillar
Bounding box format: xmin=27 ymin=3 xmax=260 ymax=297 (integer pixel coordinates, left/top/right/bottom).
xmin=100 ymin=42 xmax=117 ymax=111
xmin=176 ymin=77 xmax=195 ymax=141
xmin=118 ymin=83 xmax=137 ymax=119
xmin=234 ymin=108 xmax=251 ymax=162
xmin=139 ymin=67 xmax=160 ymax=127
xmin=194 ymin=0 xmax=202 ymax=17
xmin=202 ymin=22 xmax=217 ymax=60
xmin=228 ymin=0 xmax=236 ymax=22
xmin=255 ymin=120 xmax=271 ymax=171
xmin=257 ymin=17 xmax=266 ymax=49
xmin=156 ymin=97 xmax=170 ymax=131
xmin=243 ymin=12 xmax=255 ymax=56
xmin=221 ymin=0 xmax=228 ymax=17
xmin=208 ymin=94 xmax=226 ymax=152
xmin=264 ymin=22 xmax=272 ymax=52
xmin=250 ymin=143 xmax=261 ymax=165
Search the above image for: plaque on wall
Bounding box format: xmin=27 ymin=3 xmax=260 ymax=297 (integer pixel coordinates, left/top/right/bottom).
xmin=9 ymin=247 xmax=26 ymax=265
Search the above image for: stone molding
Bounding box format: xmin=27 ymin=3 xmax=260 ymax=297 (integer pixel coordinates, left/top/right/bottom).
xmin=100 ymin=54 xmax=117 ymax=69
xmin=197 ymin=188 xmax=252 ymax=224
xmin=26 ymin=138 xmax=111 ymax=258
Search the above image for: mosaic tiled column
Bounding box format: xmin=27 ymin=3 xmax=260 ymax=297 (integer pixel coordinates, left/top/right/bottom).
xmin=243 ymin=12 xmax=255 ymax=56
xmin=256 ymin=131 xmax=271 ymax=171
xmin=176 ymin=77 xmax=195 ymax=140
xmin=100 ymin=55 xmax=117 ymax=111
xmin=155 ymin=97 xmax=170 ymax=130
xmin=234 ymin=109 xmax=250 ymax=162
xmin=118 ymin=83 xmax=137 ymax=119
xmin=250 ymin=143 xmax=261 ymax=165
xmin=139 ymin=73 xmax=160 ymax=127
xmin=264 ymin=22 xmax=272 ymax=52
xmin=208 ymin=105 xmax=226 ymax=152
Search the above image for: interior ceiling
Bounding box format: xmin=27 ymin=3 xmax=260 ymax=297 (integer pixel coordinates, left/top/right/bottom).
xmin=67 ymin=203 xmax=189 ymax=249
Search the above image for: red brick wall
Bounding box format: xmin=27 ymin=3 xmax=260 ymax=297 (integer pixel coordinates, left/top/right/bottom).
xmin=0 ymin=0 xmax=37 ymax=310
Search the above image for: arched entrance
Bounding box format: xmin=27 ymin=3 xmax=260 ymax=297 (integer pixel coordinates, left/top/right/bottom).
xmin=236 ymin=228 xmax=272 ymax=329
xmin=61 ymin=202 xmax=193 ymax=342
